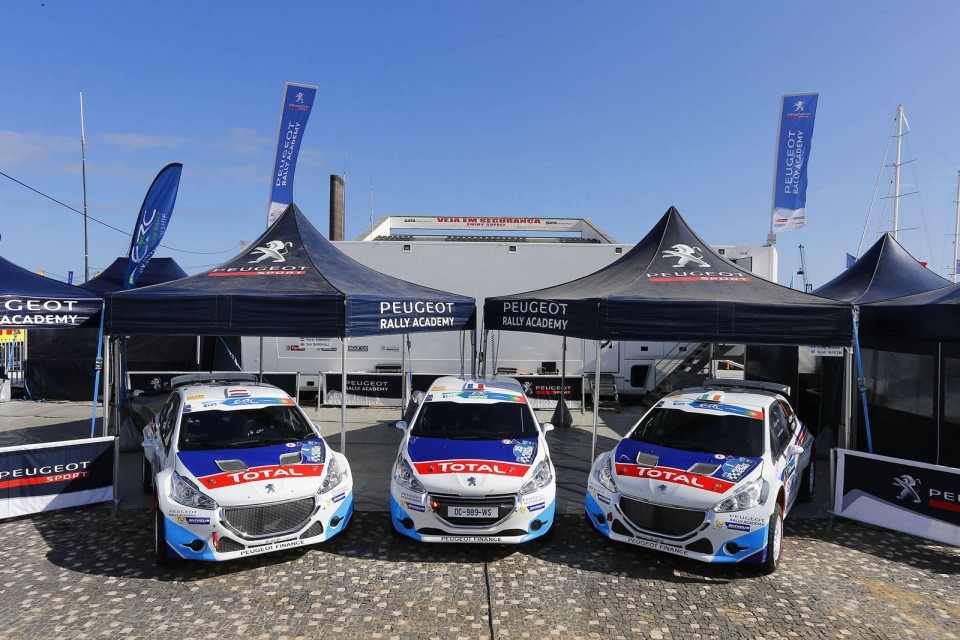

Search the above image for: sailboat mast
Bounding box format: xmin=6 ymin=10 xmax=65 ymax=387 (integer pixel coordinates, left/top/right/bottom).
xmin=893 ymin=104 xmax=904 ymax=241
xmin=954 ymin=169 xmax=959 ymax=283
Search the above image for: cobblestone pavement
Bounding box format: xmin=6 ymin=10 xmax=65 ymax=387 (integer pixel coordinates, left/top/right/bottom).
xmin=1 ymin=509 xmax=957 ymax=640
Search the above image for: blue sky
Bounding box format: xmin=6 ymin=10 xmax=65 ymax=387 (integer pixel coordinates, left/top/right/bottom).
xmin=3 ymin=1 xmax=960 ymax=289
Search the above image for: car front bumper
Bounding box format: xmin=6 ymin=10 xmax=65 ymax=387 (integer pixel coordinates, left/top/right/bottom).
xmin=390 ymin=483 xmax=555 ymax=543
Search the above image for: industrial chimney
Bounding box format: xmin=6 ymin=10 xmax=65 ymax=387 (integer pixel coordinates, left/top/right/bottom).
xmin=329 ymin=174 xmax=345 ymax=240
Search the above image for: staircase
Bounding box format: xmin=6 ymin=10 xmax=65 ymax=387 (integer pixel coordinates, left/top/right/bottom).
xmin=652 ymin=342 xmax=712 ymax=396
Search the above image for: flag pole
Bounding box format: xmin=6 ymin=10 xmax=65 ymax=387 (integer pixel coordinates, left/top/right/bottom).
xmin=80 ymin=91 xmax=90 ymax=282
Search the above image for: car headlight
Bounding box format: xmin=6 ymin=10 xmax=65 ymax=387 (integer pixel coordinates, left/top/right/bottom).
xmin=172 ymin=471 xmax=217 ymax=510
xmin=595 ymin=456 xmax=618 ymax=493
xmin=520 ymin=458 xmax=553 ymax=495
xmin=713 ymin=476 xmax=764 ymax=512
xmin=394 ymin=456 xmax=425 ymax=493
xmin=319 ymin=456 xmax=345 ymax=494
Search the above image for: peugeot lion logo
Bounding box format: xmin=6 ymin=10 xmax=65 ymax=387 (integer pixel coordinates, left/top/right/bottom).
xmin=893 ymin=474 xmax=921 ymax=503
xmin=295 ymin=92 xmax=305 ymax=103
xmin=249 ymin=240 xmax=293 ymax=264
xmin=793 ymin=100 xmax=805 ymax=112
xmin=522 ymin=381 xmax=534 ymax=396
xmin=661 ymin=244 xmax=711 ymax=268
xmin=265 ymin=483 xmax=276 ymax=494
xmin=467 ymin=477 xmax=477 ymax=487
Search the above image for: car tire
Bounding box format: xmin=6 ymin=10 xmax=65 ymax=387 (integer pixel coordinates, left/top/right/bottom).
xmin=759 ymin=505 xmax=784 ymax=575
xmin=141 ymin=455 xmax=153 ymax=495
xmin=798 ymin=454 xmax=815 ymax=503
xmin=153 ymin=505 xmax=171 ymax=566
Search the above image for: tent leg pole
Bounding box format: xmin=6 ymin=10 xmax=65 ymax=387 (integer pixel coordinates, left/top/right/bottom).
xmin=341 ymin=338 xmax=347 ymax=455
xmin=591 ymin=341 xmax=601 ymax=463
xmin=103 ymin=335 xmax=111 ymax=438
xmin=400 ymin=333 xmax=407 ymax=421
xmin=841 ymin=347 xmax=853 ymax=450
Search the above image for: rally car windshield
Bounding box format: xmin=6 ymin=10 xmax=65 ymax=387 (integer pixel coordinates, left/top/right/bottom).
xmin=628 ymin=406 xmax=764 ymax=458
xmin=410 ymin=401 xmax=539 ymax=440
xmin=178 ymin=405 xmax=317 ymax=451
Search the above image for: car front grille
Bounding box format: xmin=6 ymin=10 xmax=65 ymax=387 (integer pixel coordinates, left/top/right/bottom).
xmin=221 ymin=496 xmax=317 ymax=540
xmin=618 ymin=496 xmax=707 ymax=538
xmin=428 ymin=492 xmax=517 ymax=527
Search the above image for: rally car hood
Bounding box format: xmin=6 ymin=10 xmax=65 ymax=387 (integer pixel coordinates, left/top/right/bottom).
xmin=406 ymin=435 xmax=541 ymax=494
xmin=176 ymin=439 xmax=328 ymax=504
xmin=612 ymin=439 xmax=762 ymax=507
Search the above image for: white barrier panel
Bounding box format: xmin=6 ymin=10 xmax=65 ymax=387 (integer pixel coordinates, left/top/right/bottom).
xmin=834 ymin=448 xmax=960 ymax=547
xmin=0 ymin=437 xmax=117 ymax=520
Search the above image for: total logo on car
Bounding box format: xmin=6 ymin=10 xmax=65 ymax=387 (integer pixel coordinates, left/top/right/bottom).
xmin=141 ymin=373 xmax=353 ymax=564
xmin=585 ymin=379 xmax=814 ymax=573
xmin=390 ymin=376 xmax=556 ymax=543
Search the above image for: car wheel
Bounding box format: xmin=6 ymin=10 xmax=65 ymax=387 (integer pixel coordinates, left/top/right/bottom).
xmin=759 ymin=505 xmax=784 ymax=575
xmin=141 ymin=455 xmax=153 ymax=495
xmin=154 ymin=505 xmax=171 ymax=566
xmin=798 ymin=454 xmax=815 ymax=503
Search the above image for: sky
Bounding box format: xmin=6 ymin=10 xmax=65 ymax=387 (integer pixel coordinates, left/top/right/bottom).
xmin=3 ymin=1 xmax=960 ymax=290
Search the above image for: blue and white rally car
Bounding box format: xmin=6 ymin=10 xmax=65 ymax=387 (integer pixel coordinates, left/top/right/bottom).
xmin=585 ymin=379 xmax=814 ymax=573
xmin=390 ymin=376 xmax=556 ymax=543
xmin=141 ymin=373 xmax=353 ymax=564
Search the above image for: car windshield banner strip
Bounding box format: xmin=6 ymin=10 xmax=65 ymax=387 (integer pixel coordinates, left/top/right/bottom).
xmin=267 ymin=82 xmax=317 ymax=227
xmin=123 ymin=163 xmax=183 ymax=289
xmin=0 ymin=437 xmax=116 ymax=520
xmin=771 ymin=92 xmax=819 ymax=233
xmin=834 ymin=448 xmax=960 ymax=547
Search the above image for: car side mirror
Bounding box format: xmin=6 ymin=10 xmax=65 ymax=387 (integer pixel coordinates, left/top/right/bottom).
xmin=395 ymin=420 xmax=408 ymax=431
xmin=788 ymin=444 xmax=804 ymax=456
xmin=542 ymin=423 xmax=555 ymax=433
xmin=142 ymin=438 xmax=158 ymax=450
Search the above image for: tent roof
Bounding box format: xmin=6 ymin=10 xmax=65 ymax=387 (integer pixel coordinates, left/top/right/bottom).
xmin=0 ymin=255 xmax=102 ymax=328
xmin=483 ymin=207 xmax=852 ymax=346
xmin=104 ymin=204 xmax=476 ymax=337
xmin=81 ymin=257 xmax=189 ymax=294
xmin=814 ymin=233 xmax=950 ymax=303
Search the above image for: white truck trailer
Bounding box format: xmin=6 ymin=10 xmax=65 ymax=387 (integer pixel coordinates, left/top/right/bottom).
xmin=242 ymin=216 xmax=774 ymax=407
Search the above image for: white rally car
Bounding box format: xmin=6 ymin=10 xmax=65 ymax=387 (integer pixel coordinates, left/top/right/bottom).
xmin=390 ymin=376 xmax=556 ymax=543
xmin=585 ymin=379 xmax=814 ymax=573
xmin=141 ymin=373 xmax=353 ymax=564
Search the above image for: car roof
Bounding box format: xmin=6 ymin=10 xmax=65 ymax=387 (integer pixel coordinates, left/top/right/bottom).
xmin=424 ymin=375 xmax=528 ymax=403
xmin=665 ymin=383 xmax=785 ymax=410
xmin=175 ymin=380 xmax=292 ymax=403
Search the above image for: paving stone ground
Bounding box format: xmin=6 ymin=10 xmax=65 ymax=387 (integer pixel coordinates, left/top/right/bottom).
xmin=0 ymin=508 xmax=957 ymax=640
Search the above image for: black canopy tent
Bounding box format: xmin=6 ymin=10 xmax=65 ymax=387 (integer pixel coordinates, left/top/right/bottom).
xmin=104 ymin=204 xmax=477 ymax=449
xmin=0 ymin=254 xmax=103 ymax=428
xmin=483 ymin=207 xmax=855 ymax=459
xmin=27 ymin=257 xmax=196 ymax=400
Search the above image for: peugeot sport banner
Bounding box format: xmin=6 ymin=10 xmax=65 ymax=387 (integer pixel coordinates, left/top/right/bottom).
xmin=771 ymin=92 xmax=819 ymax=233
xmin=267 ymin=83 xmax=317 ymax=227
xmin=0 ymin=437 xmax=116 ymax=520
xmin=123 ymin=163 xmax=183 ymax=289
xmin=834 ymin=449 xmax=960 ymax=546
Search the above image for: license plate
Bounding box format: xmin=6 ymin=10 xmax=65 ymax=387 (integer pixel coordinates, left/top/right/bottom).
xmin=449 ymin=506 xmax=496 ymax=518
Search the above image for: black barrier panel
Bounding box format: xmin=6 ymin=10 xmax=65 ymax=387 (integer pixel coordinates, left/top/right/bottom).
xmin=324 ymin=373 xmax=402 ymax=399
xmin=840 ymin=452 xmax=960 ymax=529
xmin=0 ymin=438 xmax=114 ymax=502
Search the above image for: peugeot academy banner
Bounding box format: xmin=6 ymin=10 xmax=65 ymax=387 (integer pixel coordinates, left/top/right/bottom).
xmin=267 ymin=83 xmax=317 ymax=226
xmin=347 ymin=297 xmax=477 ymax=337
xmin=771 ymin=92 xmax=819 ymax=233
xmin=123 ymin=163 xmax=183 ymax=289
xmin=0 ymin=437 xmax=116 ymax=520
xmin=834 ymin=449 xmax=960 ymax=547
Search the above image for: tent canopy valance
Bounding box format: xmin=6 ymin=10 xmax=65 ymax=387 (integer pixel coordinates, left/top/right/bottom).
xmin=104 ymin=204 xmax=476 ymax=338
xmin=484 ymin=207 xmax=853 ymax=346
xmin=0 ymin=255 xmax=102 ymax=329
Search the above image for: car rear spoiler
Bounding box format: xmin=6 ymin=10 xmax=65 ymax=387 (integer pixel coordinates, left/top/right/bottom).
xmin=170 ymin=372 xmax=259 ymax=388
xmin=703 ymin=378 xmax=790 ymax=397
